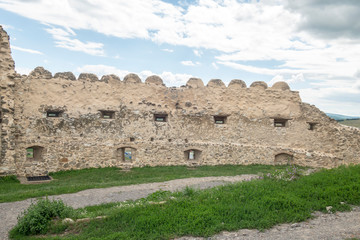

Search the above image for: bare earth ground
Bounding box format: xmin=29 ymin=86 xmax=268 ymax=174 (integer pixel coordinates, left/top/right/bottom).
xmin=1 ymin=175 xmax=359 ymax=240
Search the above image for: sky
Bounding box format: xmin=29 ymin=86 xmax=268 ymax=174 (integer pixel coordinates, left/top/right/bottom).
xmin=0 ymin=0 xmax=359 ymax=116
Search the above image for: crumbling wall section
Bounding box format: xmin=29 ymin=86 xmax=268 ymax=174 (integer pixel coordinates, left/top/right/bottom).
xmin=0 ymin=26 xmax=17 ymax=175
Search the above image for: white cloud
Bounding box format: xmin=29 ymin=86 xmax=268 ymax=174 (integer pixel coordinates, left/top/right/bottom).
xmin=15 ymin=66 xmax=32 ymax=75
xmin=162 ymin=48 xmax=174 ymax=52
xmin=11 ymin=45 xmax=43 ymax=55
xmin=181 ymin=60 xmax=200 ymax=66
xmin=76 ymin=64 xmax=192 ymax=86
xmin=193 ymin=49 xmax=202 ymax=57
xmin=45 ymin=27 xmax=105 ymax=56
xmin=269 ymin=73 xmax=305 ymax=85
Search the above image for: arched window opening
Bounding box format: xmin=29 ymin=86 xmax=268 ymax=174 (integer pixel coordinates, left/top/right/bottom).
xmin=184 ymin=149 xmax=202 ymax=161
xmin=274 ymin=153 xmax=293 ymax=165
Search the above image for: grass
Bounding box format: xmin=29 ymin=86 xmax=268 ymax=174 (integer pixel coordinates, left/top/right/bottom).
xmin=0 ymin=164 xmax=292 ymax=203
xmin=339 ymin=119 xmax=360 ymax=128
xmin=9 ymin=165 xmax=360 ymax=240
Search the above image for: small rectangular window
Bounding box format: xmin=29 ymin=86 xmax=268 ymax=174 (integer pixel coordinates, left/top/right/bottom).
xmin=154 ymin=114 xmax=168 ymax=122
xmin=308 ymin=122 xmax=317 ymax=130
xmin=100 ymin=110 xmax=115 ymax=119
xmin=47 ymin=111 xmax=61 ymax=117
xmin=214 ymin=116 xmax=227 ymax=124
xmin=274 ymin=119 xmax=288 ymax=127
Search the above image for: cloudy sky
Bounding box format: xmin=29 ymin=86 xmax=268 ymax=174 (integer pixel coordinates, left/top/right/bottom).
xmin=0 ymin=0 xmax=359 ymax=116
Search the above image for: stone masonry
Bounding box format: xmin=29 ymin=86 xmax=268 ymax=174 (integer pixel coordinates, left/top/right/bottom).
xmin=0 ymin=26 xmax=359 ymax=176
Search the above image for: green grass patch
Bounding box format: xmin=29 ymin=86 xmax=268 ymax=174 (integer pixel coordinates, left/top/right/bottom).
xmin=0 ymin=164 xmax=292 ymax=203
xmin=339 ymin=119 xmax=360 ymax=128
xmin=10 ymin=165 xmax=360 ymax=240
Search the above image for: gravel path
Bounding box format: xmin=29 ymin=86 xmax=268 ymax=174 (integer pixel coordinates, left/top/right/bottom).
xmin=0 ymin=175 xmax=256 ymax=240
xmin=1 ymin=175 xmax=359 ymax=240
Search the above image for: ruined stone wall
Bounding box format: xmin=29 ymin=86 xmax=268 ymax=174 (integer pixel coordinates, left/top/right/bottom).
xmin=0 ymin=26 xmax=359 ymax=176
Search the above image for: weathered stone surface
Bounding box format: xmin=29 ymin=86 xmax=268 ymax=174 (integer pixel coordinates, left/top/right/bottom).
xmin=228 ymin=79 xmax=246 ymax=89
xmin=29 ymin=67 xmax=52 ymax=79
xmin=54 ymin=72 xmax=76 ymax=81
xmin=0 ymin=25 xmax=359 ymax=177
xmin=78 ymin=73 xmax=99 ymax=82
xmin=272 ymin=81 xmax=290 ymax=90
xmin=145 ymin=75 xmax=164 ymax=85
xmin=186 ymin=78 xmax=204 ymax=88
xmin=123 ymin=73 xmax=141 ymax=83
xmin=250 ymin=81 xmax=268 ymax=89
xmin=100 ymin=74 xmax=120 ymax=83
xmin=207 ymin=79 xmax=226 ymax=88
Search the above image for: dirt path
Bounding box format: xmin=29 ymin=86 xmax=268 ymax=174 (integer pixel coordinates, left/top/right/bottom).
xmin=1 ymin=175 xmax=360 ymax=240
xmin=0 ymin=175 xmax=256 ymax=240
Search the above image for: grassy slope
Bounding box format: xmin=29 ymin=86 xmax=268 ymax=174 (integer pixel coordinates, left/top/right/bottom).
xmin=10 ymin=165 xmax=360 ymax=240
xmin=339 ymin=119 xmax=360 ymax=128
xmin=0 ymin=165 xmax=291 ymax=203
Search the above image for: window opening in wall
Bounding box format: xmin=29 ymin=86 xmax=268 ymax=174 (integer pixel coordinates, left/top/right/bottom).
xmin=274 ymin=119 xmax=288 ymax=127
xmin=130 ymin=137 xmax=135 ymax=142
xmin=154 ymin=114 xmax=168 ymax=122
xmin=26 ymin=146 xmax=44 ymax=161
xmin=274 ymin=153 xmax=294 ymax=165
xmin=214 ymin=116 xmax=227 ymax=124
xmin=184 ymin=149 xmax=202 ymax=161
xmin=100 ymin=110 xmax=115 ymax=119
xmin=0 ymin=110 xmax=2 ymax=123
xmin=47 ymin=111 xmax=62 ymax=117
xmin=117 ymin=147 xmax=136 ymax=162
xmin=308 ymin=122 xmax=317 ymax=131
xmin=150 ymin=137 xmax=154 ymax=142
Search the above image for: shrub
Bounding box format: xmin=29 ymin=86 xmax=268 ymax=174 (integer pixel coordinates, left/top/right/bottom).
xmin=12 ymin=197 xmax=77 ymax=236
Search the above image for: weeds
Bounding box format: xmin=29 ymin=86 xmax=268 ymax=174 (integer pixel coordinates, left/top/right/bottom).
xmin=10 ymin=197 xmax=77 ymax=236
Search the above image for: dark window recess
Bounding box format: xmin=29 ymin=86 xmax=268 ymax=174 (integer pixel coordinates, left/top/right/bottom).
xmin=26 ymin=146 xmax=44 ymax=161
xmin=274 ymin=119 xmax=288 ymax=127
xmin=308 ymin=122 xmax=317 ymax=130
xmin=100 ymin=111 xmax=115 ymax=119
xmin=27 ymin=176 xmax=51 ymax=181
xmin=214 ymin=116 xmax=227 ymax=124
xmin=47 ymin=111 xmax=61 ymax=117
xmin=154 ymin=114 xmax=168 ymax=122
xmin=0 ymin=111 xmax=2 ymax=123
xmin=130 ymin=137 xmax=135 ymax=142
xmin=150 ymin=137 xmax=154 ymax=142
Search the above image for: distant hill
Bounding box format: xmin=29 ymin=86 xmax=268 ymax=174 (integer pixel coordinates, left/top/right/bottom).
xmin=326 ymin=113 xmax=360 ymax=121
xmin=339 ymin=119 xmax=360 ymax=128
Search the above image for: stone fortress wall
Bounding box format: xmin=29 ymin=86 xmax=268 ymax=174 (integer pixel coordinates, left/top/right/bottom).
xmin=1 ymin=26 xmax=359 ymax=176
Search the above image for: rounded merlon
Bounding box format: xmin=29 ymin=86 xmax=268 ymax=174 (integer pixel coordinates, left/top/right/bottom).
xmin=100 ymin=74 xmax=121 ymax=83
xmin=145 ymin=75 xmax=164 ymax=85
xmin=207 ymin=79 xmax=226 ymax=88
xmin=271 ymin=81 xmax=290 ymax=90
xmin=250 ymin=81 xmax=268 ymax=89
xmin=228 ymin=79 xmax=247 ymax=88
xmin=29 ymin=67 xmax=52 ymax=79
xmin=78 ymin=73 xmax=99 ymax=82
xmin=186 ymin=78 xmax=204 ymax=88
xmin=123 ymin=73 xmax=142 ymax=83
xmin=54 ymin=72 xmax=76 ymax=81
